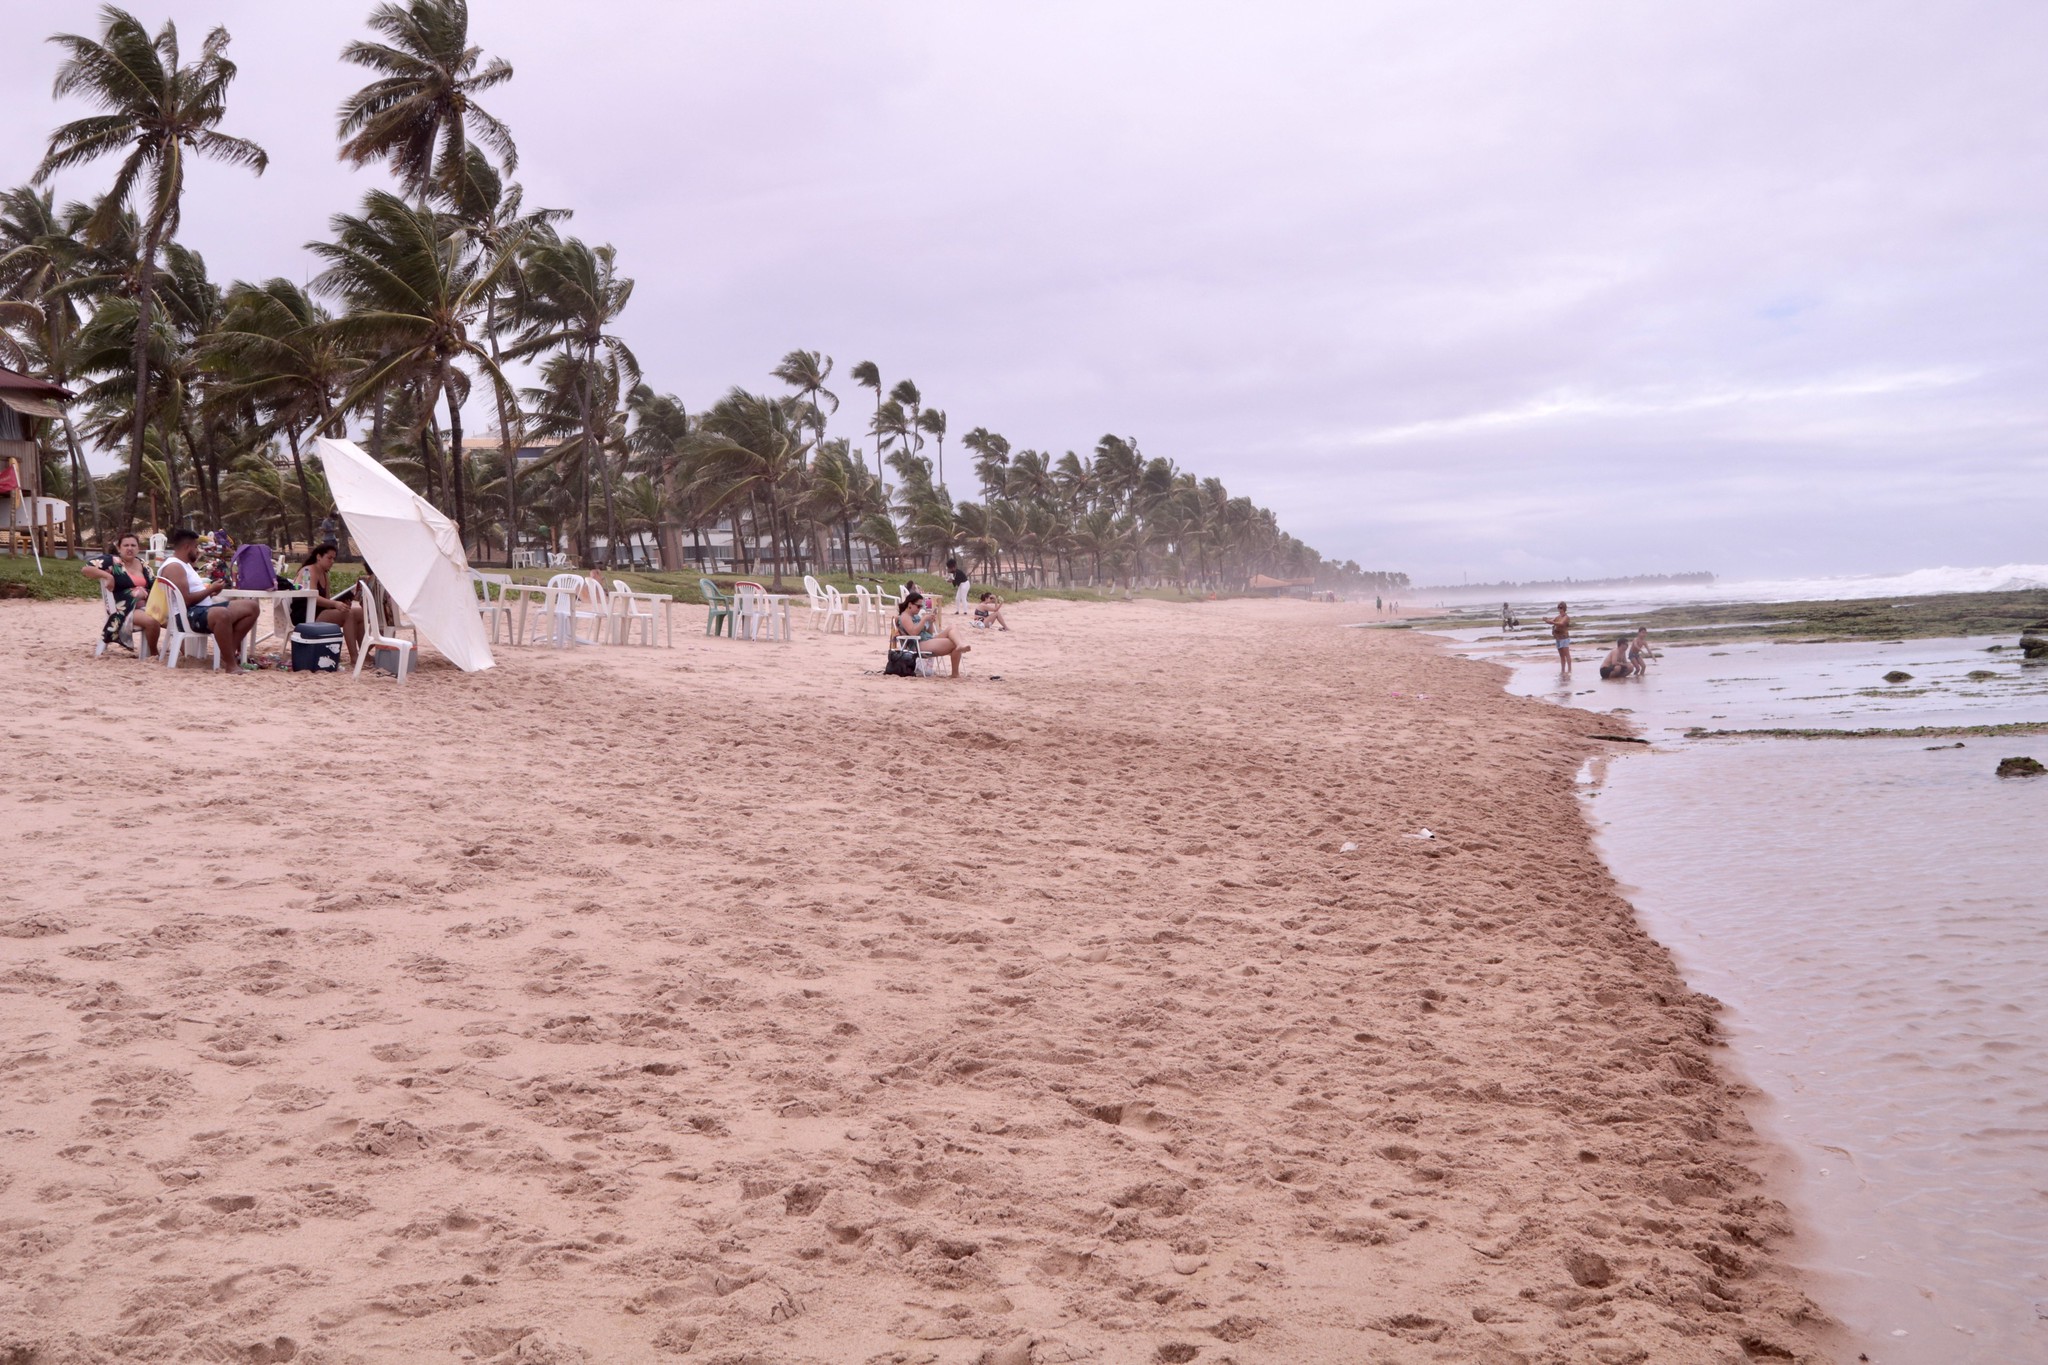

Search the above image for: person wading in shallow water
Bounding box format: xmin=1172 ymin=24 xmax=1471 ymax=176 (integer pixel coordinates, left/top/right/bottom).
xmin=1598 ymin=635 xmax=1633 ymax=680
xmin=1547 ymin=601 xmax=1574 ymax=677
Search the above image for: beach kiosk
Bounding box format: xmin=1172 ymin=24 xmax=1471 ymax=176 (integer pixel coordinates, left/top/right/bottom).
xmin=0 ymin=364 xmax=74 ymax=562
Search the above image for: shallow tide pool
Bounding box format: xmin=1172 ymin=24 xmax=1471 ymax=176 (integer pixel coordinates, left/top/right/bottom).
xmin=1434 ymin=626 xmax=2048 ymax=1363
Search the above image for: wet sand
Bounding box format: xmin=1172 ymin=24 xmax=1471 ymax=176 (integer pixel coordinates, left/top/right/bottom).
xmin=0 ymin=597 xmax=1835 ymax=1364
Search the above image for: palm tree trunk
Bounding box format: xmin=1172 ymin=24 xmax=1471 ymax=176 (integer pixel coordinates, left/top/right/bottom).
xmin=60 ymin=413 xmax=103 ymax=545
xmin=286 ymin=424 xmax=315 ymax=547
xmin=597 ymin=439 xmax=619 ymax=568
xmin=121 ymin=227 xmax=163 ymax=530
xmin=159 ymin=419 xmax=182 ymax=528
xmin=417 ymin=424 xmax=437 ymax=506
xmin=442 ymin=364 xmax=469 ymax=550
xmin=765 ymin=486 xmax=790 ymax=591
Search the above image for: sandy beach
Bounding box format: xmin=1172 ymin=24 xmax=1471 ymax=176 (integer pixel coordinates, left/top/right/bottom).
xmin=0 ymin=596 xmax=1836 ymax=1364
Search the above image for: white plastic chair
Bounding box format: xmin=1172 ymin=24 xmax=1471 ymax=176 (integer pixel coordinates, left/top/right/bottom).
xmin=355 ymin=583 xmax=415 ymax=682
xmin=820 ymin=584 xmax=854 ymax=635
xmin=159 ymin=580 xmax=222 ymax=671
xmin=610 ymin=579 xmax=657 ymax=646
xmin=533 ymin=572 xmax=607 ymax=646
xmin=850 ymin=585 xmax=876 ymax=636
xmin=802 ymin=574 xmax=826 ymax=631
xmin=473 ymin=572 xmax=516 ymax=644
xmin=734 ymin=582 xmax=780 ymax=641
xmin=94 ymin=585 xmax=121 ymax=658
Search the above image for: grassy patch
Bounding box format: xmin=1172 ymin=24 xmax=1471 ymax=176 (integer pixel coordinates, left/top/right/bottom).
xmin=0 ymin=551 xmax=102 ymax=601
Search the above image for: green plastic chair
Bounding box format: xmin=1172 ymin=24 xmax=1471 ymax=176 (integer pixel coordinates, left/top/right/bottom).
xmin=699 ymin=577 xmax=734 ymax=637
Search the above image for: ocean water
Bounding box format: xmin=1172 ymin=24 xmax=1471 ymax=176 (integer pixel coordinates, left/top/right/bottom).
xmin=1424 ymin=561 xmax=2048 ymax=614
xmin=1431 ymin=622 xmax=2048 ymax=1364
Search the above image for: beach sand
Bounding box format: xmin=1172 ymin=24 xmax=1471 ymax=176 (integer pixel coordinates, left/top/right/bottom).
xmin=0 ymin=596 xmax=1836 ymax=1364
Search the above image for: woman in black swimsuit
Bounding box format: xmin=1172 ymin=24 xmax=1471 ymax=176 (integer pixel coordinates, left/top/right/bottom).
xmin=292 ymin=542 xmax=364 ymax=664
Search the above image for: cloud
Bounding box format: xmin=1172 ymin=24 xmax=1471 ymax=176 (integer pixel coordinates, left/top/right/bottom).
xmin=7 ymin=0 xmax=2045 ymax=584
xmin=1344 ymin=368 xmax=1982 ymax=445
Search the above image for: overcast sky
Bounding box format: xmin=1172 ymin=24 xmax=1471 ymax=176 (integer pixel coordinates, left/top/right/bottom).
xmin=7 ymin=0 xmax=2044 ymax=585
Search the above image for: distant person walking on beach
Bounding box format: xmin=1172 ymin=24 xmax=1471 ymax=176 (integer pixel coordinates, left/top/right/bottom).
xmin=947 ymin=557 xmax=970 ymax=608
xmin=1628 ymin=626 xmax=1651 ymax=676
xmin=1547 ymin=601 xmax=1573 ymax=676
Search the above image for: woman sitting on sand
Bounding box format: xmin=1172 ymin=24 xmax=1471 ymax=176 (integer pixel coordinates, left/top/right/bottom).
xmin=1598 ymin=635 xmax=1633 ymax=680
xmin=972 ymin=592 xmax=1010 ymax=631
xmin=897 ymin=590 xmax=972 ymax=678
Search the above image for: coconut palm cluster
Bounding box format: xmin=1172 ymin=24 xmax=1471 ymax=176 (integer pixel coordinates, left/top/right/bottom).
xmin=1 ymin=0 xmax=1405 ymax=596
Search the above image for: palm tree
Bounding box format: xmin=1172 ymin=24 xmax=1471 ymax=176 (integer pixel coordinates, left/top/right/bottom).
xmin=311 ymin=188 xmax=522 ymax=544
xmin=960 ymin=426 xmax=1009 ymax=501
xmin=0 ymin=187 xmax=104 ymax=539
xmin=869 ymin=397 xmax=911 ymax=473
xmin=694 ymin=388 xmax=811 ymax=589
xmin=338 ymin=0 xmax=517 ymax=202
xmin=849 ymin=358 xmax=883 ymax=483
xmin=205 ymin=278 xmax=348 ymax=543
xmin=506 ymin=236 xmax=638 ymax=565
xmin=445 ymin=149 xmax=565 ymax=563
xmin=626 ymin=384 xmax=690 ymax=570
xmin=35 ymin=6 xmax=267 ymax=529
xmin=889 ymin=378 xmax=922 ymax=465
xmin=771 ymin=349 xmax=836 ymax=453
xmin=916 ymin=406 xmax=947 ymax=494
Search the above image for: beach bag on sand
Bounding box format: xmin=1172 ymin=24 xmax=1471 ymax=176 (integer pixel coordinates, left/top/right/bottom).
xmin=885 ymin=637 xmax=920 ymax=677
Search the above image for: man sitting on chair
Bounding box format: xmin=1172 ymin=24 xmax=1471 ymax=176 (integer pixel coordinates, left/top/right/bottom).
xmin=158 ymin=528 xmax=262 ymax=669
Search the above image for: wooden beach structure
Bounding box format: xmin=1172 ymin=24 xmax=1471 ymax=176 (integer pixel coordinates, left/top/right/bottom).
xmin=0 ymin=364 xmax=75 ymax=561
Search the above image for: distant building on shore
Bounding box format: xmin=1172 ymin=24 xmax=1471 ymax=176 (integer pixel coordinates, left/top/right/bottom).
xmin=459 ymin=434 xmax=563 ymax=463
xmin=0 ymin=363 xmax=74 ymax=502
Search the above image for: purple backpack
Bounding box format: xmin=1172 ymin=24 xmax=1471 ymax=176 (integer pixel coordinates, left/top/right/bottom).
xmin=232 ymin=543 xmax=276 ymax=591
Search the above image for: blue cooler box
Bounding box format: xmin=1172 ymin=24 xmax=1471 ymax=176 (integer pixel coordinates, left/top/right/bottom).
xmin=290 ymin=622 xmax=344 ymax=672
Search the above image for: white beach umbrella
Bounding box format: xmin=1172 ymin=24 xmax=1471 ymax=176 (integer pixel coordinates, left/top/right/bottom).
xmin=315 ymin=437 xmax=495 ymax=673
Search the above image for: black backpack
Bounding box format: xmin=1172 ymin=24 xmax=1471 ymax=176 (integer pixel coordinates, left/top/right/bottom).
xmin=884 ymin=638 xmax=920 ymax=676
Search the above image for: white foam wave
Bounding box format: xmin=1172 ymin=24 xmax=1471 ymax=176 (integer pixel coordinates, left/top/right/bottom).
xmin=1454 ymin=564 xmax=2048 ymax=612
xmin=1636 ymin=564 xmax=2048 ymax=606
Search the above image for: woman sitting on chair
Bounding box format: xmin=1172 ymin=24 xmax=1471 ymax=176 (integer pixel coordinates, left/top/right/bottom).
xmin=292 ymin=542 xmax=364 ymax=665
xmin=83 ymin=532 xmax=157 ymax=654
xmin=896 ymin=590 xmax=972 ymax=678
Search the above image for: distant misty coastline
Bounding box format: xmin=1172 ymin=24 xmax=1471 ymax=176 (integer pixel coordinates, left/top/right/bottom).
xmin=1419 ymin=572 xmax=1717 ymax=596
xmin=1426 ymin=564 xmax=2048 ymax=609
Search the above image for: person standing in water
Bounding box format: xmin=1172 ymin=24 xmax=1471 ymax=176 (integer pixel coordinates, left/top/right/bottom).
xmin=1547 ymin=601 xmax=1573 ymax=676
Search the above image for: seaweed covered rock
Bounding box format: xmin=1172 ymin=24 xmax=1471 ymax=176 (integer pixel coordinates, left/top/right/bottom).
xmin=2020 ymin=635 xmax=2048 ymax=660
xmin=1995 ymin=756 xmax=2045 ymax=778
xmin=1882 ymin=670 xmax=1914 ymax=683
